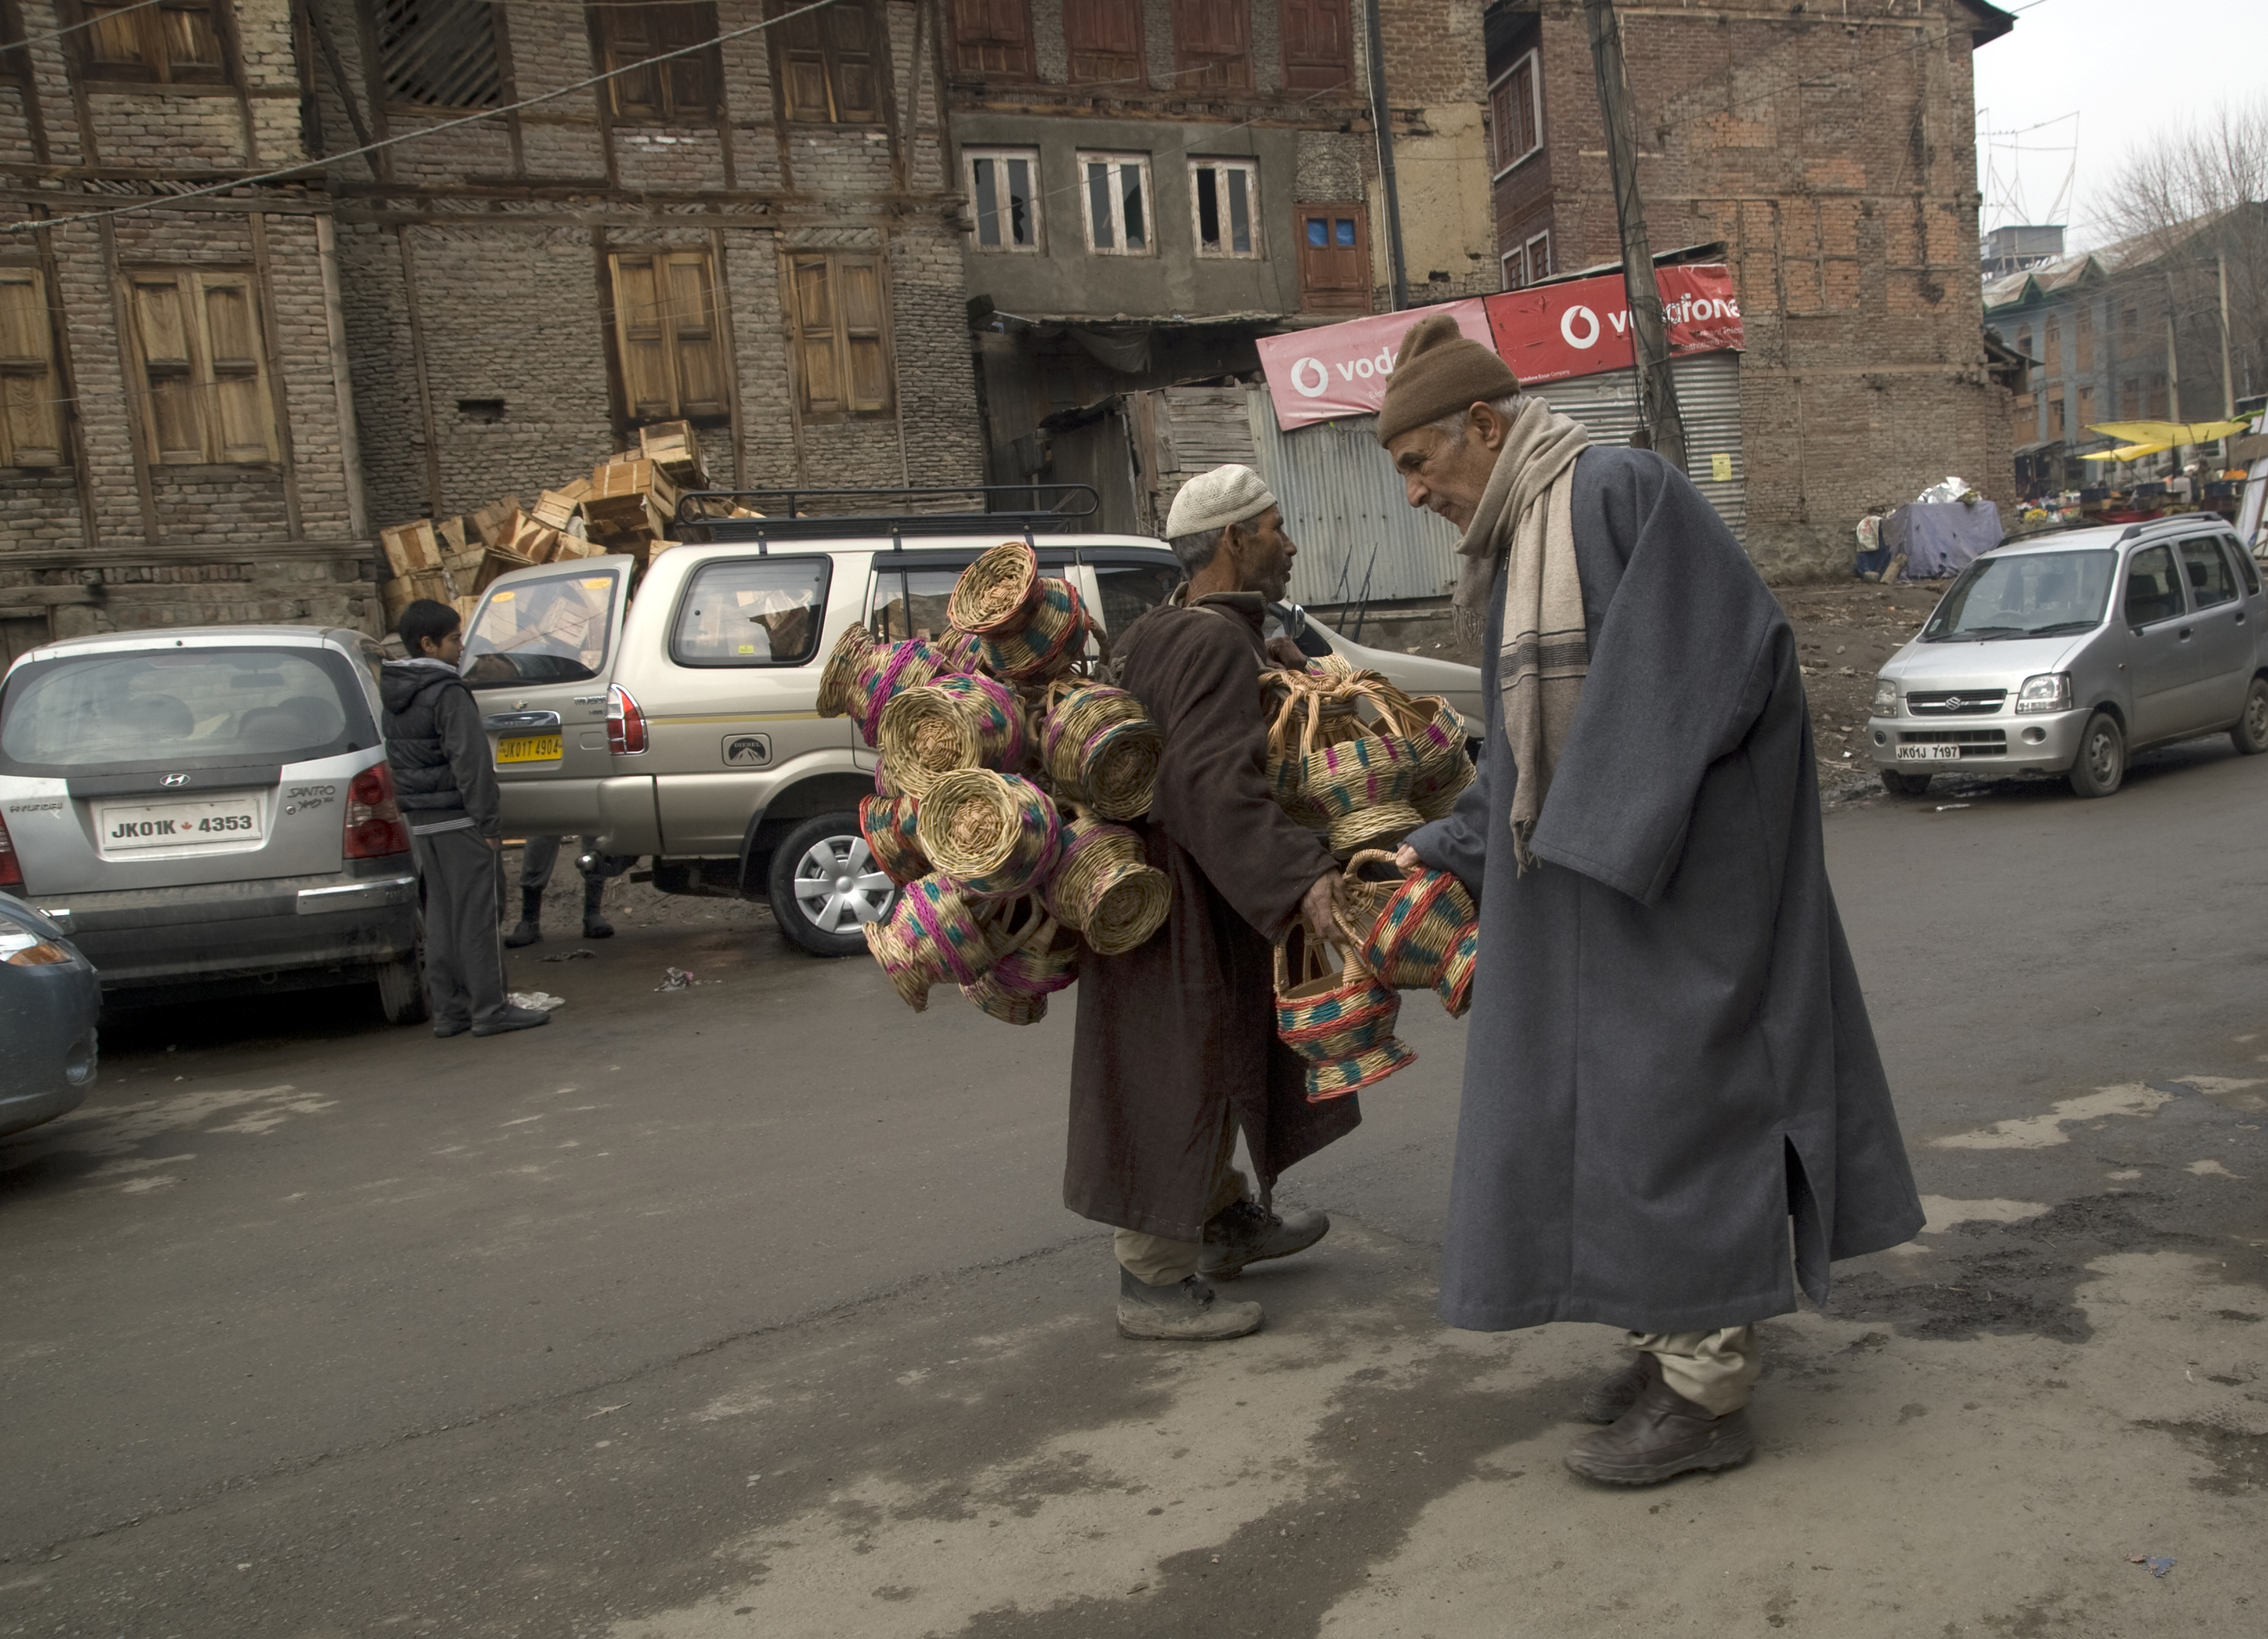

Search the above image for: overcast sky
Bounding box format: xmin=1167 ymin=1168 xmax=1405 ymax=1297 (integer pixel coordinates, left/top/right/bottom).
xmin=1971 ymin=0 xmax=2268 ymax=248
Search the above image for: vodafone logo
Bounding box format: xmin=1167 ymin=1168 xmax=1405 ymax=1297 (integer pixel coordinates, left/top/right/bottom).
xmin=1290 ymin=357 xmax=1331 ymax=397
xmin=1560 ymin=305 xmax=1600 ymax=349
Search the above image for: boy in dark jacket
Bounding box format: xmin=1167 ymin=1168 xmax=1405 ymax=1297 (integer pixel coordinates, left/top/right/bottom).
xmin=380 ymin=600 xmax=548 ymax=1038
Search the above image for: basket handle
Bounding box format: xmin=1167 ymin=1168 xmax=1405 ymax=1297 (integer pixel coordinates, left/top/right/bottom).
xmin=1343 ymin=848 xmax=1399 ymax=889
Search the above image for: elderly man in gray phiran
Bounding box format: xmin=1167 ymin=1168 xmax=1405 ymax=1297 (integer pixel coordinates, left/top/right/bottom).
xmin=1377 ymin=313 xmax=1925 ymax=1486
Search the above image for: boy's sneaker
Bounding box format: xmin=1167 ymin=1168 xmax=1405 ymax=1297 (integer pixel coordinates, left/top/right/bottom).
xmin=472 ymin=1004 xmax=551 ymax=1037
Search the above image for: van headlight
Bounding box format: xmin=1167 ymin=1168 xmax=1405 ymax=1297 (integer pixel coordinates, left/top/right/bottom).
xmin=2013 ymin=673 xmax=2073 ymax=714
xmin=1870 ymin=678 xmax=1900 ymax=716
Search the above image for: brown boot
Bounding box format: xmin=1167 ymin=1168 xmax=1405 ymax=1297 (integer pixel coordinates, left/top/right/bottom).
xmin=1578 ymin=1350 xmax=1658 ymax=1424
xmin=1563 ymin=1371 xmax=1755 ymax=1485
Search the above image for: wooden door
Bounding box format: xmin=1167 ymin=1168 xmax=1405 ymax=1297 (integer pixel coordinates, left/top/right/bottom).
xmin=1296 ymin=204 xmax=1370 ymax=314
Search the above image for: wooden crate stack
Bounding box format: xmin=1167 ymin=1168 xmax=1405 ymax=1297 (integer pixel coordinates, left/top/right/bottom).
xmin=375 ymin=422 xmax=712 ymax=627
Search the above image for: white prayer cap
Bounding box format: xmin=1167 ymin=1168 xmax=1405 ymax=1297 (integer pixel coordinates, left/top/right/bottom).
xmin=1165 ymin=463 xmax=1277 ymax=540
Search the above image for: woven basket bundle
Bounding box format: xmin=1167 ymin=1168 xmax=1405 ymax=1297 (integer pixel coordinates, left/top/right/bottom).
xmin=877 ymin=672 xmax=1030 ymax=797
xmin=1041 ymin=680 xmax=1163 ymax=820
xmin=947 ymin=540 xmax=1044 ymax=636
xmin=979 ymin=577 xmax=1090 ymax=683
xmin=827 ymin=633 xmax=961 ymax=748
xmin=915 ymin=769 xmax=1063 ymax=901
xmin=1300 ymin=726 xmax=1423 ymax=858
xmin=1357 ymin=864 xmax=1478 ymax=999
xmin=1272 ymin=919 xmax=1417 ymax=1103
xmin=858 ymin=793 xmax=928 ymax=887
xmin=1041 ymin=811 xmax=1172 ymax=955
xmin=863 ymin=875 xmax=1018 ymax=1012
xmin=959 ymin=899 xmax=1081 ymax=1024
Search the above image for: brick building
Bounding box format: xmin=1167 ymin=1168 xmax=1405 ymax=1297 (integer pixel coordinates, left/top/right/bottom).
xmin=945 ymin=0 xmax=1498 ymax=486
xmin=0 ymin=0 xmax=371 ymax=662
xmin=306 ymin=0 xmax=984 ymax=538
xmin=1483 ymin=0 xmax=2019 ymax=579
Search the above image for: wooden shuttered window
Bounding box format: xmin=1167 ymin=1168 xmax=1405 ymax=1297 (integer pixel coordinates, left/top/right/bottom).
xmin=0 ymin=270 xmax=65 ymax=469
xmin=786 ymin=253 xmax=892 ymax=420
xmin=1171 ymin=0 xmax=1250 ymax=91
xmin=81 ymin=0 xmax=225 ymax=84
xmin=128 ymin=270 xmax=275 ymax=465
xmin=610 ymin=251 xmax=730 ymax=425
xmin=1062 ymin=0 xmax=1142 ymax=85
xmin=597 ymin=1 xmax=718 ymax=120
xmin=949 ymin=0 xmax=1033 ymax=78
xmin=1280 ymin=0 xmax=1349 ymax=91
xmin=376 ymin=0 xmax=502 ymax=108
xmin=772 ymin=0 xmax=882 ymax=123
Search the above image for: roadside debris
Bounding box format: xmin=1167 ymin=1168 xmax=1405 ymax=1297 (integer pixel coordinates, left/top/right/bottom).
xmin=540 ymin=948 xmax=596 ymax=963
xmin=2127 ymin=1554 xmax=2176 ymax=1578
xmin=1935 ymin=803 xmax=1972 ymax=812
xmin=508 ymin=990 xmax=567 ymax=1012
xmin=656 ymin=967 xmax=702 ymax=993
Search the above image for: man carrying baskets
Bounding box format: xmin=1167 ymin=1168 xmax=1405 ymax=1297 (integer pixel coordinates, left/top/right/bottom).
xmin=1068 ymin=464 xmax=1355 ymax=1342
xmin=1376 ymin=316 xmax=1925 ymax=1484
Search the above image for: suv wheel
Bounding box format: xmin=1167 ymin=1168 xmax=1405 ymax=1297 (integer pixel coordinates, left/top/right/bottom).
xmin=769 ymin=812 xmax=899 ymax=958
xmin=375 ymin=919 xmax=428 ymax=1025
xmin=2068 ymin=710 xmax=2125 ymax=798
xmin=1880 ymin=769 xmax=1933 ymax=798
xmin=2234 ymin=676 xmax=2268 ymax=755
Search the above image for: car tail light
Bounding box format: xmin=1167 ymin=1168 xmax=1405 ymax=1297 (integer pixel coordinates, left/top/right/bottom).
xmin=0 ymin=810 xmax=20 ymax=889
xmin=344 ymin=763 xmax=411 ymax=858
xmin=608 ymin=684 xmax=647 ymax=755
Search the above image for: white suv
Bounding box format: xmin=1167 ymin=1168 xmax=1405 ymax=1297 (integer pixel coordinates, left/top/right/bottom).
xmin=463 ymin=494 xmax=1482 ymax=956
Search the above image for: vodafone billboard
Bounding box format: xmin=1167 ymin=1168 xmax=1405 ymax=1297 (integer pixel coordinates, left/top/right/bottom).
xmin=1254 ymin=300 xmax=1493 ymax=432
xmin=1255 ymin=266 xmax=1743 ymax=431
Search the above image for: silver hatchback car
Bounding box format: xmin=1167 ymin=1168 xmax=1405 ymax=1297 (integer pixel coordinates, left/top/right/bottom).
xmin=1868 ymin=518 xmax=2268 ymax=798
xmin=0 ymin=627 xmax=424 ymax=1019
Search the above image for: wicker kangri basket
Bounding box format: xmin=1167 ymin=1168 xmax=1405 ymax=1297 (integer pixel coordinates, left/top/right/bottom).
xmin=915 ymin=769 xmax=1063 ymax=901
xmin=960 ymin=899 xmax=1081 ymax=1024
xmin=858 ymin=793 xmax=928 ymax=886
xmin=877 ymin=672 xmax=1030 ymax=797
xmin=1357 ymin=864 xmax=1477 ymax=997
xmin=864 ymin=875 xmax=1020 ymax=1012
xmin=1041 ymin=810 xmax=1171 ymax=955
xmin=947 ymin=540 xmax=1044 ymax=636
xmin=1040 ymin=679 xmax=1162 ymax=820
xmin=1272 ymin=918 xmax=1417 ymax=1102
xmin=979 ymin=577 xmax=1090 ymax=683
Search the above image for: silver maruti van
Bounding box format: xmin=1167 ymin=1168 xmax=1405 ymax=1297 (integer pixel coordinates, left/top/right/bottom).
xmin=1868 ymin=518 xmax=2268 ymax=798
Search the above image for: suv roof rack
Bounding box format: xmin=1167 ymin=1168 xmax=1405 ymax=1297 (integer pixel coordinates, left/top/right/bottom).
xmin=673 ymin=484 xmax=1099 ymax=548
xmin=2116 ymin=515 xmax=2212 ymax=544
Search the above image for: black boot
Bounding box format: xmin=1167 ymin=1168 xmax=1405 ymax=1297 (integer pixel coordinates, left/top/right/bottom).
xmin=1199 ymin=1196 xmax=1329 ymax=1279
xmin=1579 ymin=1351 xmax=1659 ymax=1424
xmin=503 ymin=886 xmax=543 ymax=948
xmin=1563 ymin=1372 xmax=1756 ymax=1485
xmin=581 ymin=874 xmax=613 ymax=940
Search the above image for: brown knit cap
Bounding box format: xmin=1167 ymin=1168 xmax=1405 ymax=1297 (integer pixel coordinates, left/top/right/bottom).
xmin=1374 ymin=313 xmax=1521 ymax=445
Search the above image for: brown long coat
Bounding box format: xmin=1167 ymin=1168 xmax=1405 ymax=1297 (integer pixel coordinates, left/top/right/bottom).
xmin=1065 ymin=592 xmax=1358 ymax=1241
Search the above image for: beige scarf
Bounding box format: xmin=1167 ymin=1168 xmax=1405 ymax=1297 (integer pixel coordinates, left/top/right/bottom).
xmin=1449 ymin=397 xmax=1592 ymax=870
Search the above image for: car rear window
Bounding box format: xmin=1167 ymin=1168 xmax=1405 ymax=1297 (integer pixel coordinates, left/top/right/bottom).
xmin=0 ymin=645 xmax=372 ymax=775
xmin=462 ymin=570 xmax=617 ymax=688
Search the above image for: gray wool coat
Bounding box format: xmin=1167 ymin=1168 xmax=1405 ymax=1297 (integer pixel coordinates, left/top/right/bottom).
xmin=1406 ymin=446 xmax=1924 ymax=1334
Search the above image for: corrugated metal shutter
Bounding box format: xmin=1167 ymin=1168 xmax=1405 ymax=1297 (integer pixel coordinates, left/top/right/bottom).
xmin=1529 ymin=352 xmax=1745 ymax=541
xmin=1247 ymin=386 xmax=1465 ymax=605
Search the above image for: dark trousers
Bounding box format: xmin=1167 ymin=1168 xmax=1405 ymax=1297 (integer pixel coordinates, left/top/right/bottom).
xmin=412 ymin=827 xmax=509 ymax=1028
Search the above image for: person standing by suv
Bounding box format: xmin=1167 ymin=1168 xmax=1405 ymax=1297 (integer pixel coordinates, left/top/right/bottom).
xmin=381 ymin=600 xmax=549 ymax=1039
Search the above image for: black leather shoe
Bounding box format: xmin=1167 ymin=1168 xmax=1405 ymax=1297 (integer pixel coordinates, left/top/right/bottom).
xmin=432 ymin=1018 xmax=470 ymax=1039
xmin=1199 ymin=1197 xmax=1330 ymax=1279
xmin=1564 ymin=1373 xmax=1755 ymax=1485
xmin=582 ymin=913 xmax=614 ymax=939
xmin=1580 ymin=1351 xmax=1659 ymax=1424
xmin=503 ymin=919 xmax=543 ymax=948
xmin=472 ymin=1004 xmax=551 ymax=1037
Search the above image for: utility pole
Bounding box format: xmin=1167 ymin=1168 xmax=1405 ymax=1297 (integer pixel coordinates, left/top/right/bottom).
xmin=1582 ymin=0 xmax=1685 ymax=468
xmin=1365 ymin=0 xmax=1409 ymax=311
xmin=2219 ymin=250 xmax=2236 ymax=419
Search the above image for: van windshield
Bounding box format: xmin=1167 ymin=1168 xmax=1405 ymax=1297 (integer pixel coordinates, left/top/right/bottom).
xmin=462 ymin=570 xmax=617 ymax=688
xmin=1922 ymin=549 xmax=2115 ymax=642
xmin=0 ymin=646 xmax=370 ymax=774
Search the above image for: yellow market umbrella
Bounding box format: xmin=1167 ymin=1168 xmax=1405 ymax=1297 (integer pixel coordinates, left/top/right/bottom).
xmin=2080 ymin=441 xmax=2174 ymax=462
xmin=2084 ymin=418 xmax=2251 ymax=446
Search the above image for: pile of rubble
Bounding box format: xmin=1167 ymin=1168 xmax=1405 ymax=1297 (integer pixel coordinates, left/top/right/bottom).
xmin=378 ymin=420 xmax=715 ymax=626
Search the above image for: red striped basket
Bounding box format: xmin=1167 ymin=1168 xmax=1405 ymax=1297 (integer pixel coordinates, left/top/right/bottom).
xmin=858 ymin=793 xmax=928 ymax=886
xmin=1437 ymin=923 xmax=1478 ymax=1018
xmin=1357 ymin=865 xmax=1477 ymax=995
xmin=1272 ymin=918 xmax=1417 ymax=1103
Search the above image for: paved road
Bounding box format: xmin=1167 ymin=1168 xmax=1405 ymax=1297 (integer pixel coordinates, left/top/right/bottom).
xmin=4 ymin=742 xmax=2266 ymax=1638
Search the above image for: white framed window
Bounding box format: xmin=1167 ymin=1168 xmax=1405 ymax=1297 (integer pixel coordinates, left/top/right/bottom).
xmin=1190 ymin=158 xmax=1261 ymax=258
xmin=1524 ymin=230 xmax=1550 ymax=283
xmin=965 ymin=147 xmax=1041 ymax=252
xmin=1078 ymin=152 xmax=1153 ymax=256
xmin=1490 ymin=49 xmax=1541 ymax=177
xmin=1500 ymin=246 xmax=1524 ymax=290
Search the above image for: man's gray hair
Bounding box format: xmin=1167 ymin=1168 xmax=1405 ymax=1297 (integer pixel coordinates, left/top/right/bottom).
xmin=1169 ymin=526 xmax=1226 ymax=574
xmin=1428 ymin=393 xmax=1523 ymax=445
